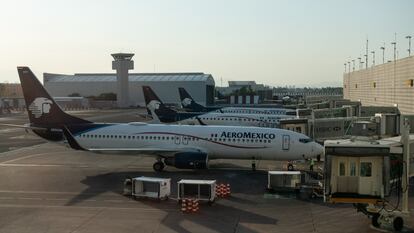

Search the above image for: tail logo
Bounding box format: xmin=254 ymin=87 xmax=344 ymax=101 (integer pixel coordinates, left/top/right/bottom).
xmin=181 ymin=98 xmax=192 ymax=107
xmin=28 ymin=97 xmax=53 ymax=118
xmin=146 ymin=100 xmax=161 ymax=111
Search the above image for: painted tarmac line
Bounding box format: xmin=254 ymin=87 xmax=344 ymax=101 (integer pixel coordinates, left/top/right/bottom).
xmin=0 ymin=190 xmax=119 ymax=196
xmin=0 ymin=152 xmax=51 ymax=164
xmin=0 ymin=203 xmax=179 ymax=211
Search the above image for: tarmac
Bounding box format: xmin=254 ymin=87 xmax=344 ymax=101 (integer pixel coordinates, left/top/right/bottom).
xmin=0 ymin=109 xmax=413 ymax=233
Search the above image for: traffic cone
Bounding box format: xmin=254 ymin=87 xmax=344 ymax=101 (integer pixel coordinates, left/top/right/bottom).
xmin=181 ymin=199 xmax=187 ymax=212
xmin=218 ymin=184 xmax=224 ymax=197
xmin=225 ymin=183 xmax=231 ymax=197
xmin=215 ymin=184 xmax=221 ymax=197
xmin=192 ymin=199 xmax=199 ymax=213
xmin=186 ymin=199 xmax=193 ymax=212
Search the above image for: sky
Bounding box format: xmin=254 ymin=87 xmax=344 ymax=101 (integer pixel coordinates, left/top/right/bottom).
xmin=0 ymin=0 xmax=413 ymax=87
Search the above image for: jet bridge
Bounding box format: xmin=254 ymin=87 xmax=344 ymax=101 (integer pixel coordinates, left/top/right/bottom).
xmin=323 ymin=127 xmax=413 ymax=231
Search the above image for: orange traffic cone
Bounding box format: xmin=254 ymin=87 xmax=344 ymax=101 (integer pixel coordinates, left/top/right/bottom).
xmin=181 ymin=199 xmax=187 ymax=212
xmin=225 ymin=183 xmax=231 ymax=197
xmin=192 ymin=199 xmax=199 ymax=213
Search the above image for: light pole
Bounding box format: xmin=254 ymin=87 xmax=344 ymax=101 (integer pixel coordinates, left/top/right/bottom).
xmin=406 ymin=35 xmax=412 ymax=56
xmin=352 ymin=59 xmax=355 ymax=71
xmin=358 ymin=57 xmax=362 ymax=69
xmin=365 ymin=39 xmax=369 ymax=69
xmin=391 ymin=41 xmax=397 ymax=104
xmin=380 ymin=46 xmax=385 ymax=64
xmin=391 ymin=42 xmax=397 ymax=61
xmin=371 ymin=51 xmax=375 ymax=66
xmin=364 ymin=54 xmax=368 ymax=69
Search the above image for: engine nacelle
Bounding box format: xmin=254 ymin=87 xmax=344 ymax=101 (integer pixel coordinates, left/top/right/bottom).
xmin=165 ymin=152 xmax=208 ymax=169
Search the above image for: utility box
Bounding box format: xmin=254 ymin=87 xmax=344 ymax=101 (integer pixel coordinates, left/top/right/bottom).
xmin=267 ymin=171 xmax=301 ymax=191
xmin=126 ymin=177 xmax=171 ymax=200
xmin=375 ymin=113 xmax=400 ymax=137
xmin=323 ymin=140 xmax=397 ymax=204
xmin=177 ymin=179 xmax=216 ymax=203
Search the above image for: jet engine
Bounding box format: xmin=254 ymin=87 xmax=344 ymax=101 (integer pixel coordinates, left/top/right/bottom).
xmin=165 ymin=152 xmax=208 ymax=169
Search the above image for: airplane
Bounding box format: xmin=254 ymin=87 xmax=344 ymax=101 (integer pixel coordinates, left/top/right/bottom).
xmin=11 ymin=66 xmax=323 ymax=172
xmin=178 ymin=87 xmax=297 ymax=116
xmin=145 ymin=86 xmax=293 ymax=128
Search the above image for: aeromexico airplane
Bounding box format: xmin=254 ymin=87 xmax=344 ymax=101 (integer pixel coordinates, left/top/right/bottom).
xmin=9 ymin=67 xmax=323 ymax=172
xmin=145 ymin=86 xmax=292 ymax=128
xmin=178 ymin=87 xmax=297 ymax=116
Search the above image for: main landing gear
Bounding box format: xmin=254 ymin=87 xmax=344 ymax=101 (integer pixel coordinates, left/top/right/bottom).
xmin=153 ymin=159 xmax=165 ymax=172
xmin=287 ymin=163 xmax=294 ymax=171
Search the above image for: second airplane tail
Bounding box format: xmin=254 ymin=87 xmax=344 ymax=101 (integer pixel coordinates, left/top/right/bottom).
xmin=178 ymin=87 xmax=207 ymax=112
xmin=142 ymin=86 xmax=179 ymax=123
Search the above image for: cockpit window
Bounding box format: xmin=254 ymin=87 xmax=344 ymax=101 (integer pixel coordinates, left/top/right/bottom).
xmin=299 ymin=138 xmax=312 ymax=143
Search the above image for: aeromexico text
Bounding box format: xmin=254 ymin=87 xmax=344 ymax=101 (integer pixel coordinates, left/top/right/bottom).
xmin=220 ymin=132 xmax=276 ymax=139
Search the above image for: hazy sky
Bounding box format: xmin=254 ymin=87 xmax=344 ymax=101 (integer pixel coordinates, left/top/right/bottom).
xmin=0 ymin=0 xmax=412 ymax=87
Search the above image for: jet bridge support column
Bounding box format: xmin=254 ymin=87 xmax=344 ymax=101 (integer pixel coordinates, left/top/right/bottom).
xmin=401 ymin=118 xmax=410 ymax=214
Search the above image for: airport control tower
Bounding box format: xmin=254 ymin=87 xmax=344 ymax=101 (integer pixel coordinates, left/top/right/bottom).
xmin=111 ymin=53 xmax=134 ymax=108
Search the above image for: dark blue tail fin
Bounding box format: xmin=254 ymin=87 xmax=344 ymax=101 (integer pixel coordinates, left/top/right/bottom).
xmin=142 ymin=86 xmax=180 ymax=123
xmin=178 ymin=87 xmax=208 ymax=112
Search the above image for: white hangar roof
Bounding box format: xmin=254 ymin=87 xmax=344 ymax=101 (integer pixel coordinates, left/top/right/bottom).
xmin=44 ymin=73 xmax=215 ymax=85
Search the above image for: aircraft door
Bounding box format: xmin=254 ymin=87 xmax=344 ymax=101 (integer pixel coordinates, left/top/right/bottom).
xmin=282 ymin=135 xmax=290 ymax=150
xmin=358 ymin=156 xmax=382 ymax=196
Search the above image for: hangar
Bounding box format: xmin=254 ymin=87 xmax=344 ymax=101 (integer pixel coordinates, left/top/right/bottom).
xmin=43 ymin=72 xmax=215 ymax=107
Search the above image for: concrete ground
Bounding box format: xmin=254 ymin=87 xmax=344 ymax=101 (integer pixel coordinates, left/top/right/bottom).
xmin=0 ymin=109 xmax=412 ymax=233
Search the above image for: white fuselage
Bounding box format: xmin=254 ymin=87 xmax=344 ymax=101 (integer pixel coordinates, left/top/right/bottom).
xmin=73 ymin=123 xmax=323 ymax=161
xmin=216 ymin=107 xmax=296 ymax=116
xmin=179 ymin=112 xmax=293 ymax=128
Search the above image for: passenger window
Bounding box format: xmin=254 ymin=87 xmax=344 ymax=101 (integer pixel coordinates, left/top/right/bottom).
xmin=360 ymin=162 xmax=372 ymax=177
xmin=339 ymin=162 xmax=345 ymax=176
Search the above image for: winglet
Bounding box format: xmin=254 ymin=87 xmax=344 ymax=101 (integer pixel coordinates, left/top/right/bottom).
xmin=62 ymin=126 xmax=86 ymax=150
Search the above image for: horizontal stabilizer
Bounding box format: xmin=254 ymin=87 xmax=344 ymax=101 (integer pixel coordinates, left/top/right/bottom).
xmin=62 ymin=126 xmax=86 ymax=151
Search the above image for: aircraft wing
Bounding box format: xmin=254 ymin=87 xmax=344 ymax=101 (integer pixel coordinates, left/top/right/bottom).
xmin=62 ymin=126 xmax=204 ymax=156
xmin=0 ymin=123 xmax=49 ymax=131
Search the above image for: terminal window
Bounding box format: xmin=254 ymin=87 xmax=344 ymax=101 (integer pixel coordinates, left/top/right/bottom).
xmin=350 ymin=162 xmax=356 ymax=176
xmin=360 ymin=162 xmax=372 ymax=177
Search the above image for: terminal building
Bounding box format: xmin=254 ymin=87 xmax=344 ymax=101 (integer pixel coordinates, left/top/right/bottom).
xmin=343 ymin=56 xmax=414 ymax=114
xmin=43 ymin=53 xmax=215 ymax=107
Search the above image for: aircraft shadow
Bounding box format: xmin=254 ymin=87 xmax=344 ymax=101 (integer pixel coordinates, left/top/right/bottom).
xmin=66 ymin=169 xmax=277 ymax=233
